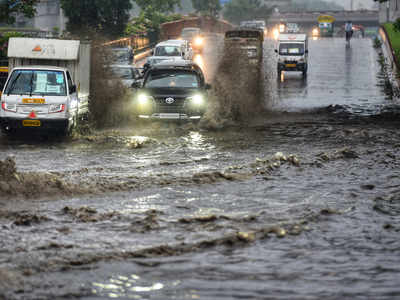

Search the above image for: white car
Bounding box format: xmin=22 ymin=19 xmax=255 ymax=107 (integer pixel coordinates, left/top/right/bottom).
xmin=144 ymin=40 xmax=193 ymax=72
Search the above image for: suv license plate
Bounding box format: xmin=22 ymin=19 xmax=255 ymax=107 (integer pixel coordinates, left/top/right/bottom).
xmin=286 ymin=64 xmax=296 ymax=67
xmin=23 ymin=120 xmax=41 ymax=127
xmin=159 ymin=113 xmax=180 ymax=119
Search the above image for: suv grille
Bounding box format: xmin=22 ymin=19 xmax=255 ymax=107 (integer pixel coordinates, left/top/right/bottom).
xmin=154 ymin=97 xmax=186 ymax=113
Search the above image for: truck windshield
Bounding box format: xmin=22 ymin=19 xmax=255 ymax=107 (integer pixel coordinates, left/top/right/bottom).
xmin=279 ymin=43 xmax=304 ymax=56
xmin=145 ymin=71 xmax=199 ymax=88
xmin=5 ymin=70 xmax=66 ymax=96
xmin=155 ymin=46 xmax=182 ymax=57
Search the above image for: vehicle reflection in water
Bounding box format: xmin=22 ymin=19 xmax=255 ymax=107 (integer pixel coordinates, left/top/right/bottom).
xmin=92 ymin=274 xmax=165 ymax=298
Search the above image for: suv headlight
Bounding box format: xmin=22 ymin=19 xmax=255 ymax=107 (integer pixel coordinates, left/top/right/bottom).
xmin=187 ymin=94 xmax=204 ymax=106
xmin=137 ymin=94 xmax=154 ymax=106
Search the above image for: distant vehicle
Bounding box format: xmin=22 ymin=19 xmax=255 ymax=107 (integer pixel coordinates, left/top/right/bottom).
xmin=286 ymin=23 xmax=300 ymax=33
xmin=0 ymin=38 xmax=90 ymax=135
xmin=132 ymin=60 xmax=210 ymax=120
xmin=111 ymin=47 xmax=134 ymax=65
xmin=317 ymin=15 xmax=336 ymax=37
xmin=224 ymin=28 xmax=264 ymax=65
xmin=275 ymin=33 xmax=308 ymax=77
xmin=143 ymin=40 xmax=193 ymax=73
xmin=240 ymin=20 xmax=267 ymax=36
xmin=110 ymin=65 xmax=142 ymax=88
xmin=181 ymin=27 xmax=204 ymax=53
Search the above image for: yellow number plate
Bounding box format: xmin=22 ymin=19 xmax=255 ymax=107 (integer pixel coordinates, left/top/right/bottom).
xmin=22 ymin=120 xmax=41 ymax=127
xmin=285 ymin=64 xmax=297 ymax=68
xmin=23 ymin=98 xmax=45 ymax=104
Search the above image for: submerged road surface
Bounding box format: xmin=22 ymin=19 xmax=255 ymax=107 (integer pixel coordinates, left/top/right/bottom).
xmin=1 ymin=37 xmax=400 ymax=300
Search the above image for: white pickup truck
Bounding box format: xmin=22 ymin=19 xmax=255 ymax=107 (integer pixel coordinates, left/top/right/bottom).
xmin=0 ymin=38 xmax=90 ymax=135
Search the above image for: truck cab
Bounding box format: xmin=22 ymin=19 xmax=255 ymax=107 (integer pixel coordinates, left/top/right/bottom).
xmin=0 ymin=38 xmax=90 ymax=135
xmin=275 ymin=34 xmax=308 ymax=77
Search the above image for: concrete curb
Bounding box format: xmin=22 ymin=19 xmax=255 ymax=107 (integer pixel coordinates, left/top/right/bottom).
xmin=379 ymin=26 xmax=400 ymax=91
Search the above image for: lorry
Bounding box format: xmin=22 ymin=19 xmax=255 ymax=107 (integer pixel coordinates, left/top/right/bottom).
xmin=180 ymin=27 xmax=204 ymax=53
xmin=0 ymin=37 xmax=90 ymax=135
xmin=224 ymin=28 xmax=264 ymax=66
xmin=275 ymin=33 xmax=308 ymax=77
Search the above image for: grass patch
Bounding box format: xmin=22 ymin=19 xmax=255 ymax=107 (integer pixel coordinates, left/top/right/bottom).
xmin=383 ymin=23 xmax=400 ymax=63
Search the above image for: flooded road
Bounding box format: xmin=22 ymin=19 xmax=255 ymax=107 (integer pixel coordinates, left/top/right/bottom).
xmin=1 ymin=37 xmax=400 ymax=300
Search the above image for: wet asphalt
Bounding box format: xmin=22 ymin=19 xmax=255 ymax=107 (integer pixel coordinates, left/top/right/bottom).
xmin=1 ymin=36 xmax=400 ymax=300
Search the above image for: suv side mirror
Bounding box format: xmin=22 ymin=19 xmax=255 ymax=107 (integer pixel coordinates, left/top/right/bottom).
xmin=150 ymin=50 xmax=154 ymax=55
xmin=205 ymin=83 xmax=212 ymax=90
xmin=274 ymin=49 xmax=278 ymax=53
xmin=69 ymin=84 xmax=77 ymax=94
xmin=305 ymin=49 xmax=309 ymax=54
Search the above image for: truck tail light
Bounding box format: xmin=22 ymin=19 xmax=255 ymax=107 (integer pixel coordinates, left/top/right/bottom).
xmin=1 ymin=102 xmax=17 ymax=112
xmin=49 ymin=104 xmax=65 ymax=113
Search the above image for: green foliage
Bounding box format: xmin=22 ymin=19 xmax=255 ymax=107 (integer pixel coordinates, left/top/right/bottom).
xmin=60 ymin=0 xmax=132 ymax=38
xmin=393 ymin=18 xmax=400 ymax=33
xmin=223 ymin=0 xmax=272 ymax=24
xmin=0 ymin=31 xmax=25 ymax=59
xmin=134 ymin=0 xmax=181 ymax=12
xmin=0 ymin=0 xmax=39 ymax=24
xmin=191 ymin=0 xmax=221 ymax=17
xmin=126 ymin=9 xmax=182 ymax=42
xmin=384 ymin=23 xmax=400 ymax=64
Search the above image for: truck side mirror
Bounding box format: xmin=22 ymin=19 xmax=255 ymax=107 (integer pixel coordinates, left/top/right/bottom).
xmin=69 ymin=84 xmax=77 ymax=94
xmin=305 ymin=50 xmax=309 ymax=53
xmin=205 ymin=83 xmax=212 ymax=90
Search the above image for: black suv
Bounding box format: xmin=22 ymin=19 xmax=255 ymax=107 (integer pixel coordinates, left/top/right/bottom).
xmin=132 ymin=60 xmax=210 ymax=120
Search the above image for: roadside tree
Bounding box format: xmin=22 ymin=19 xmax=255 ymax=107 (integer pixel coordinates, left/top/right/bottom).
xmin=60 ymin=0 xmax=132 ymax=38
xmin=191 ymin=0 xmax=221 ymax=17
xmin=0 ymin=0 xmax=39 ymax=25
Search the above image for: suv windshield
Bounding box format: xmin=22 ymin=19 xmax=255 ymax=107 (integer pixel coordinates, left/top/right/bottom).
xmin=279 ymin=43 xmax=304 ymax=56
xmin=5 ymin=70 xmax=66 ymax=96
xmin=155 ymin=46 xmax=182 ymax=57
xmin=145 ymin=70 xmax=199 ymax=88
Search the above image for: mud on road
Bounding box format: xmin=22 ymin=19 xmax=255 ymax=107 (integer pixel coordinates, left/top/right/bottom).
xmin=1 ymin=37 xmax=400 ymax=299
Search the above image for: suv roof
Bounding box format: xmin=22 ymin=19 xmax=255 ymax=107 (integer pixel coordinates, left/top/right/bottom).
xmin=149 ymin=60 xmax=200 ymax=70
xmin=157 ymin=40 xmax=186 ymax=47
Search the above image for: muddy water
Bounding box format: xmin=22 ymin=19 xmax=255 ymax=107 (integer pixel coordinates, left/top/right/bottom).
xmin=1 ymin=37 xmax=400 ymax=300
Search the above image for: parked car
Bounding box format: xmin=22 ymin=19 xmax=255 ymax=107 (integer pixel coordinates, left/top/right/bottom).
xmin=132 ymin=60 xmax=210 ymax=120
xmin=111 ymin=47 xmax=134 ymax=65
xmin=110 ymin=65 xmax=142 ymax=88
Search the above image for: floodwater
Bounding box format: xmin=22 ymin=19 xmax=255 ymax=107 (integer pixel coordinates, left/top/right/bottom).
xmin=1 ymin=37 xmax=400 ymax=300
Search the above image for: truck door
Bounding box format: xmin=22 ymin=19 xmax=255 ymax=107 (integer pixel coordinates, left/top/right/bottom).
xmin=66 ymin=71 xmax=79 ymax=114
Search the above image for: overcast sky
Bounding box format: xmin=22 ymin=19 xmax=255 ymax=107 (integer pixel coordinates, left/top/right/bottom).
xmin=324 ymin=0 xmax=377 ymax=10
